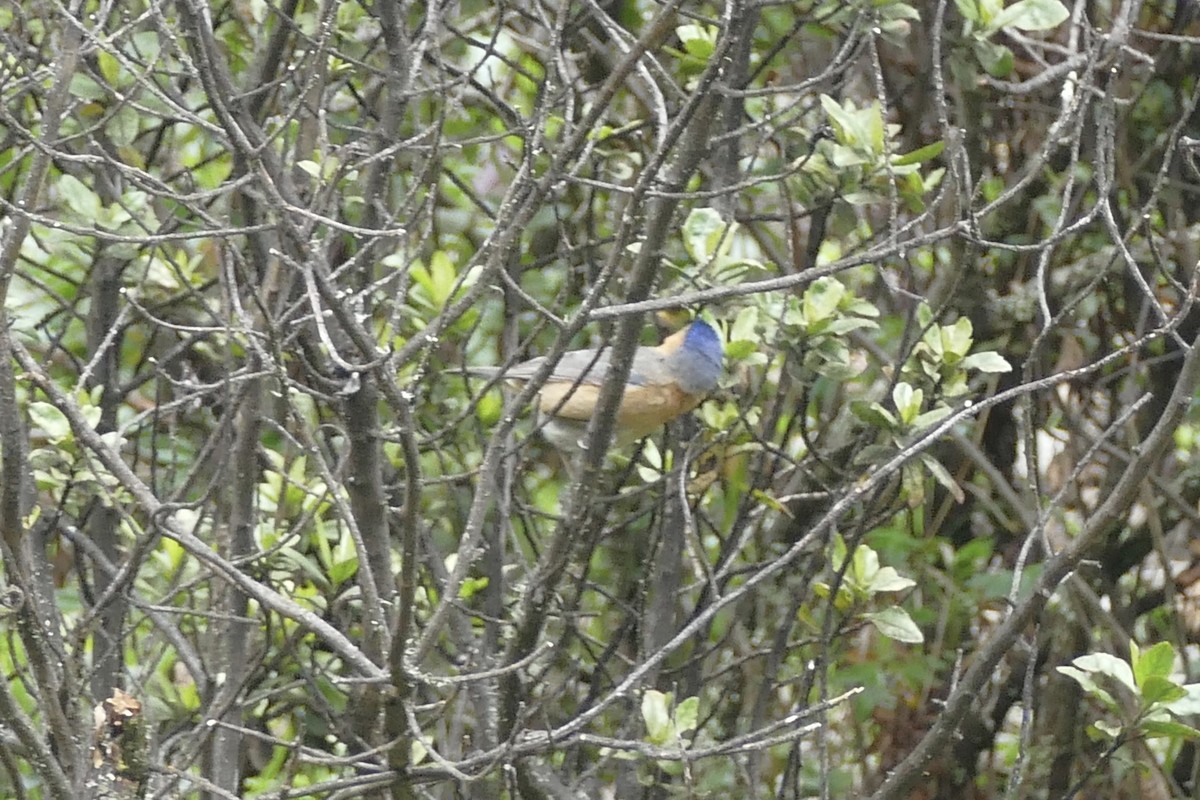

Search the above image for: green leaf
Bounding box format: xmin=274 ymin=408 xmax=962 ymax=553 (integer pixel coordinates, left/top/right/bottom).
xmin=749 ymin=489 xmax=788 ymax=516
xmin=57 ymin=174 xmax=102 ymax=220
xmin=990 ymin=0 xmax=1069 ymax=31
xmin=674 ymin=696 xmax=699 ymax=735
xmin=730 ymin=306 xmax=759 ymax=342
xmin=978 ymin=0 xmax=1006 ymax=21
xmin=942 ymin=372 xmax=969 ymax=397
xmin=974 ymin=40 xmax=1014 ymax=78
xmin=829 ymin=533 xmax=848 ymax=572
xmin=29 ymin=402 xmax=73 ymax=444
xmin=1134 ymin=641 xmax=1177 ymax=686
xmin=676 ymin=24 xmax=717 ymax=60
xmin=961 ymin=351 xmax=1012 ymax=373
xmin=954 ymin=0 xmax=982 ymax=22
xmin=642 ymin=690 xmax=673 ymax=744
xmin=97 ymin=51 xmax=121 ymax=86
xmin=803 ymin=277 xmax=847 ymax=327
xmin=867 ymin=566 xmax=916 ymax=593
xmin=682 ymin=207 xmax=734 ymax=264
xmin=1140 ymin=676 xmax=1187 ymax=706
xmin=819 ymin=95 xmax=885 ymax=155
xmin=883 ymin=2 xmax=921 ymax=21
xmin=940 ymin=318 xmax=974 ymax=360
xmin=69 ymin=73 xmax=107 ymax=101
xmin=825 ymin=317 xmax=879 ymax=335
xmin=912 ymin=405 xmax=953 ymax=430
xmin=458 ymin=576 xmax=490 ymax=599
xmin=329 ymin=554 xmax=359 ymax=587
xmin=1057 ymin=666 xmax=1119 ymax=710
xmin=893 ymin=140 xmax=945 ymax=166
xmin=921 ymin=454 xmax=964 ymax=503
xmin=1069 ymin=653 xmax=1138 ymax=693
xmin=725 ymin=340 xmax=757 ymax=360
xmin=851 ymin=543 xmax=880 ymax=586
xmin=863 ymin=606 xmax=924 ymax=643
xmin=846 ymin=298 xmax=880 ymax=318
xmin=105 ymin=105 xmax=140 ymax=147
xmin=892 ymin=382 xmax=922 ymax=425
xmin=1140 ymin=719 xmax=1200 ymax=740
xmin=916 ymin=302 xmax=934 ymax=328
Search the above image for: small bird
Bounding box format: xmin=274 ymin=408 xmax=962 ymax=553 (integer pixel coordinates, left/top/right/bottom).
xmin=468 ymin=320 xmax=724 ymax=468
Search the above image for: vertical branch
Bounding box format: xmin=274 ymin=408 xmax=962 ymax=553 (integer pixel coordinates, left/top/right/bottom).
xmin=0 ymin=1 xmax=88 ymax=788
xmin=204 ymin=367 xmax=262 ymax=798
xmin=84 ymin=254 xmax=129 ymax=703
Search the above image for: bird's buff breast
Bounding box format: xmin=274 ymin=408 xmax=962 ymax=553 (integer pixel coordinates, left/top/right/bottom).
xmin=537 ymin=381 xmax=700 ymax=441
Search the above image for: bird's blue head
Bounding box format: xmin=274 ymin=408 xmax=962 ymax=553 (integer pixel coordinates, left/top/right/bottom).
xmin=674 ymin=319 xmax=723 ymax=393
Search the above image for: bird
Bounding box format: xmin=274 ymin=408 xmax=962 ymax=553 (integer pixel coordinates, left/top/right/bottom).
xmin=467 ymin=319 xmax=724 ymax=469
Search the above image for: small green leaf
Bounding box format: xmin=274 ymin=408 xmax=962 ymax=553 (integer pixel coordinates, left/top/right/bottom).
xmin=29 ymin=402 xmax=73 ymax=444
xmin=825 ymin=317 xmax=879 ymax=335
xmin=642 ymin=690 xmax=673 ymax=744
xmin=921 ymin=454 xmax=964 ymax=503
xmin=893 ymin=140 xmax=945 ymax=166
xmin=961 ymin=351 xmax=1012 ymax=373
xmin=819 ymin=95 xmax=885 ymax=154
xmin=942 ymin=372 xmax=969 ymax=397
xmin=1140 ymin=719 xmax=1200 ymax=740
xmin=850 ymin=400 xmax=898 ymax=429
xmin=674 ymin=696 xmax=699 ymax=735
xmin=846 ymin=298 xmax=880 ymax=318
xmin=1134 ymin=641 xmax=1177 ymax=686
xmin=329 ymin=554 xmax=359 ymax=587
xmin=864 ymin=606 xmax=924 ymax=643
xmin=953 ymin=0 xmax=982 ymax=22
xmin=458 ymin=576 xmax=490 ymax=599
xmin=892 ymin=382 xmax=922 ymax=425
xmin=1069 ymin=653 xmax=1138 ymax=693
xmin=803 ymin=277 xmax=847 ymax=327
xmin=829 ymin=534 xmax=848 ymax=572
xmin=990 ymin=0 xmax=1069 ymax=31
xmin=751 ymin=489 xmax=790 ymax=515
xmin=106 ymin=105 xmax=140 ymax=147
xmin=851 ymin=543 xmax=880 ymax=586
xmin=1058 ymin=666 xmax=1119 ymax=710
xmin=725 ymin=340 xmax=757 ymax=360
xmin=1140 ymin=676 xmax=1187 ymax=706
xmin=682 ymin=207 xmax=733 ymax=264
xmin=97 ymin=51 xmax=121 ymax=86
xmin=69 ymin=73 xmax=107 ymax=101
xmin=912 ymin=405 xmax=953 ymax=430
xmin=974 ymin=40 xmax=1014 ymax=78
xmin=676 ymin=24 xmax=716 ymax=60
xmin=730 ymin=306 xmax=758 ymax=342
xmin=916 ymin=303 xmax=934 ymax=328
xmin=867 ymin=567 xmax=916 ymax=593
xmin=57 ymin=175 xmax=102 ymax=220
xmin=883 ymin=2 xmax=921 ymax=21
xmin=940 ymin=318 xmax=974 ymax=360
